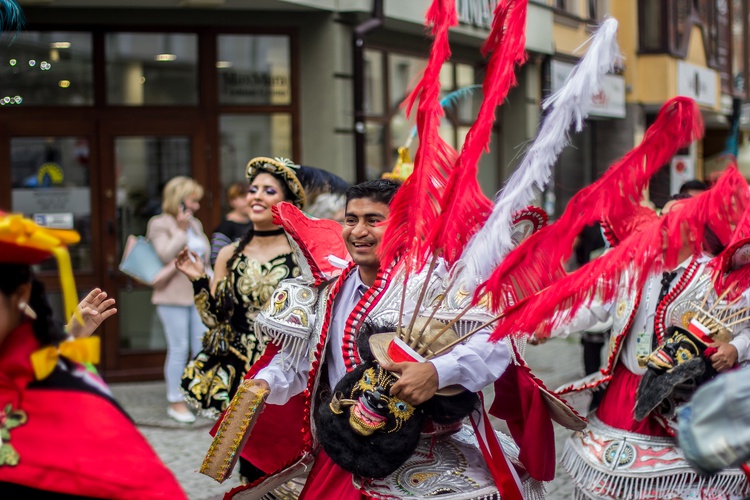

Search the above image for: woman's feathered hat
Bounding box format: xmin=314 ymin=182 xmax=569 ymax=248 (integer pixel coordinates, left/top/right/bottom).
xmin=246 ymin=156 xmax=349 ymax=210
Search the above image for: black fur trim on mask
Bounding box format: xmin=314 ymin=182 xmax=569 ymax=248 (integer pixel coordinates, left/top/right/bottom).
xmin=355 ymin=320 xmax=392 ymax=363
xmin=635 ymin=357 xmax=706 ymax=421
xmin=422 ymin=390 xmax=479 ymax=424
xmin=316 ymin=362 xmax=425 ymax=478
xmin=317 ymin=364 xmax=480 ymax=477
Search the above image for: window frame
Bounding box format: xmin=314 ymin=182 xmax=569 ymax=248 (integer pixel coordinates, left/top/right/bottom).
xmin=363 ymin=44 xmax=486 ymax=180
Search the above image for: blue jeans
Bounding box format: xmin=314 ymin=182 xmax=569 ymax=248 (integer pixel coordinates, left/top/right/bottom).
xmin=156 ymin=305 xmax=204 ymax=403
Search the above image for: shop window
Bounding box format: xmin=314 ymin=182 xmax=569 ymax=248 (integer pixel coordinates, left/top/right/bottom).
xmin=672 ymin=0 xmax=692 ymax=51
xmin=217 ymin=35 xmax=291 ymax=106
xmin=587 ymin=0 xmax=609 ymax=20
xmin=365 ymin=49 xmax=385 ymax=115
xmin=364 ymin=48 xmax=487 ymax=180
xmin=555 ymin=0 xmax=579 ymax=16
xmin=367 ymin=123 xmax=386 ymax=181
xmin=218 ymin=114 xmax=293 ymax=210
xmin=731 ymin=0 xmax=746 ymax=95
xmin=106 ymin=33 xmax=198 ymax=105
xmin=638 ymin=0 xmax=667 ymax=52
xmin=10 ymin=137 xmax=93 ymax=272
xmin=0 ymin=32 xmax=93 ymax=106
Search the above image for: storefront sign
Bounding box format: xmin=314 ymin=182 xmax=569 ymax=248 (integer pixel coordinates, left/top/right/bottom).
xmin=670 ymin=155 xmax=695 ymax=196
xmin=33 ymin=212 xmax=74 ymax=230
xmin=677 ymin=61 xmax=718 ymax=108
xmin=12 ymin=187 xmax=91 ymax=215
xmin=219 ymin=71 xmax=290 ymax=103
xmin=550 ymin=60 xmax=626 ymax=119
xmin=456 ymin=0 xmax=500 ymax=30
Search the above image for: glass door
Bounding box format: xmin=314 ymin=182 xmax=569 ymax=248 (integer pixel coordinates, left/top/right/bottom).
xmin=5 ymin=118 xmax=99 ymax=327
xmin=98 ymin=118 xmax=208 ymax=381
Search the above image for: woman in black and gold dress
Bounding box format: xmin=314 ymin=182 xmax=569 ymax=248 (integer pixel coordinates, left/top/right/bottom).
xmin=175 ymin=157 xmax=312 ymax=419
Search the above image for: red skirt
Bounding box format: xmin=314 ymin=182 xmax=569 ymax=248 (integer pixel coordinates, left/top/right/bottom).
xmin=299 ymin=450 xmax=369 ymax=500
xmin=595 ymin=363 xmax=670 ymax=437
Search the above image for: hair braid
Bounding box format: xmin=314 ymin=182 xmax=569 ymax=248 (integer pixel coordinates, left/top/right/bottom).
xmin=227 ymin=227 xmax=255 ymax=270
xmin=28 ymin=279 xmax=66 ymax=345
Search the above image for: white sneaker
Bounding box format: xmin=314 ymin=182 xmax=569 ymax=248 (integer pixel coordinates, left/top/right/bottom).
xmin=167 ymin=406 xmax=196 ymax=423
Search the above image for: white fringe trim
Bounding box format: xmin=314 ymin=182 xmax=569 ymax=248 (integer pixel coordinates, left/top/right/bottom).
xmin=522 ymin=477 xmax=546 ymax=500
xmin=254 ymin=322 xmax=308 ymax=371
xmin=561 ymin=438 xmax=750 ymax=500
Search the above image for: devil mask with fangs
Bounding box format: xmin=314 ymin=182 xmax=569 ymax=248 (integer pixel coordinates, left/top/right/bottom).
xmin=314 ymin=322 xmax=479 ymax=479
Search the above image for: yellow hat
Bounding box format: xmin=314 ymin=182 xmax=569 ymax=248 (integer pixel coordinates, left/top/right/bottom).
xmin=0 ymin=211 xmax=81 ymax=320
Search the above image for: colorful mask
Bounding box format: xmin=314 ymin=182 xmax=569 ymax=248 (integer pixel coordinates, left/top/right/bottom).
xmin=330 ymin=365 xmax=416 ymax=436
xmin=316 ymin=361 xmax=425 ymax=478
xmin=635 ymin=326 xmax=716 ymax=421
xmin=315 ymin=320 xmax=479 ymax=479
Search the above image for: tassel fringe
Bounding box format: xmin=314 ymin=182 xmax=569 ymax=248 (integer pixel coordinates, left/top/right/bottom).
xmin=254 ymin=322 xmax=309 ymax=372
xmin=562 ymin=438 xmax=750 ymax=500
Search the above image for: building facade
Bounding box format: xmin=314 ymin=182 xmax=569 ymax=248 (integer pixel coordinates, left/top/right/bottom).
xmin=611 ymin=0 xmax=750 ymax=206
xmin=2 ymin=0 xmax=555 ymax=381
xmin=9 ymin=0 xmax=741 ymax=381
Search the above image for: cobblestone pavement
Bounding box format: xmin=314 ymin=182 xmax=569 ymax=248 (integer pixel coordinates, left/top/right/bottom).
xmin=110 ymin=332 xmax=591 ymax=500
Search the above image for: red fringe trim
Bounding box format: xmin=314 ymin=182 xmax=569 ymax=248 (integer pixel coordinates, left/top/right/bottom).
xmin=479 ymin=97 xmax=704 ymax=312
xmin=489 ymin=164 xmax=748 ymax=341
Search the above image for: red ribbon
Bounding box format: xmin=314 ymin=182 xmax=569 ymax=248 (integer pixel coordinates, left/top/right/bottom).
xmin=470 ymin=394 xmax=525 ymax=500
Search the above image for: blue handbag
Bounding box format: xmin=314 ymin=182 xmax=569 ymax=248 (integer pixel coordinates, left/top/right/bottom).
xmin=119 ymin=235 xmax=176 ymax=287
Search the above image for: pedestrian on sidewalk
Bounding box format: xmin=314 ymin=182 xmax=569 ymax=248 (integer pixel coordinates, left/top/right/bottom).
xmin=147 ymin=176 xmax=212 ymax=423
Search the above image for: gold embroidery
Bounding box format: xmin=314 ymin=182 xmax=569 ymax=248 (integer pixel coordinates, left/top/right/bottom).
xmin=195 ymin=287 xmax=221 ymax=328
xmin=0 ymin=404 xmax=28 ymax=467
xmin=681 ymin=311 xmax=696 ymax=328
xmin=236 ymin=254 xmax=292 ymax=308
xmin=616 ymin=301 xmax=627 ymax=318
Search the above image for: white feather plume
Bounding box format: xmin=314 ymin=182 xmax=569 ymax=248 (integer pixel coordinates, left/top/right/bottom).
xmin=451 ymin=17 xmax=622 ymax=296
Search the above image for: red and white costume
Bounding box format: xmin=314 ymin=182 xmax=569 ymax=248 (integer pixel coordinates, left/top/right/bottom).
xmin=554 ymin=255 xmax=750 ymax=499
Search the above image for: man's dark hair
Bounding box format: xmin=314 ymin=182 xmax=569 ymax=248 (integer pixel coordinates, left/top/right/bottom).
xmin=345 ymin=179 xmax=401 ymax=207
xmin=667 ymin=192 xmax=692 ymax=203
xmin=679 ymin=179 xmax=708 ymax=194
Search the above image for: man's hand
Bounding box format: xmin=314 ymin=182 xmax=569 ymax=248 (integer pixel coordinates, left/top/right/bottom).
xmin=709 ymin=342 xmax=738 ymax=372
xmin=67 ymin=288 xmax=117 ymax=338
xmin=250 ymin=378 xmax=270 ymax=393
xmin=381 ymin=361 xmax=439 ymax=406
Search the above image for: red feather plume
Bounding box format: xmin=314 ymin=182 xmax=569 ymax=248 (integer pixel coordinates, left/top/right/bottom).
xmin=427 ymin=0 xmax=528 ymax=266
xmin=489 ymin=164 xmax=749 ymax=341
xmin=711 ymin=195 xmax=750 ymax=299
xmin=478 ymin=96 xmax=704 ymax=311
xmin=378 ymin=0 xmax=458 ymax=273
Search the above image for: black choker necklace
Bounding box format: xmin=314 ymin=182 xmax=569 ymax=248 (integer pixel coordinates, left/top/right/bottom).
xmin=254 ymin=228 xmax=285 ymax=237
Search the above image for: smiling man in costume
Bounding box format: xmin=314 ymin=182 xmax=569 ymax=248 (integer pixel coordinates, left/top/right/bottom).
xmin=216 ymin=179 xmax=532 ymax=499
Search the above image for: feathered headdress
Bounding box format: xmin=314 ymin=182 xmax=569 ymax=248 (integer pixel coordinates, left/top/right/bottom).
xmin=480 ymin=96 xmax=704 ymax=311
xmin=382 ymin=0 xmax=530 ymax=344
xmin=711 ymin=198 xmax=750 ymax=299
xmin=451 ymin=18 xmax=621 ymax=299
xmin=489 ymin=164 xmax=749 ymax=341
xmin=426 ymin=0 xmax=528 ymax=268
xmin=377 ymin=0 xmax=458 ymax=275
